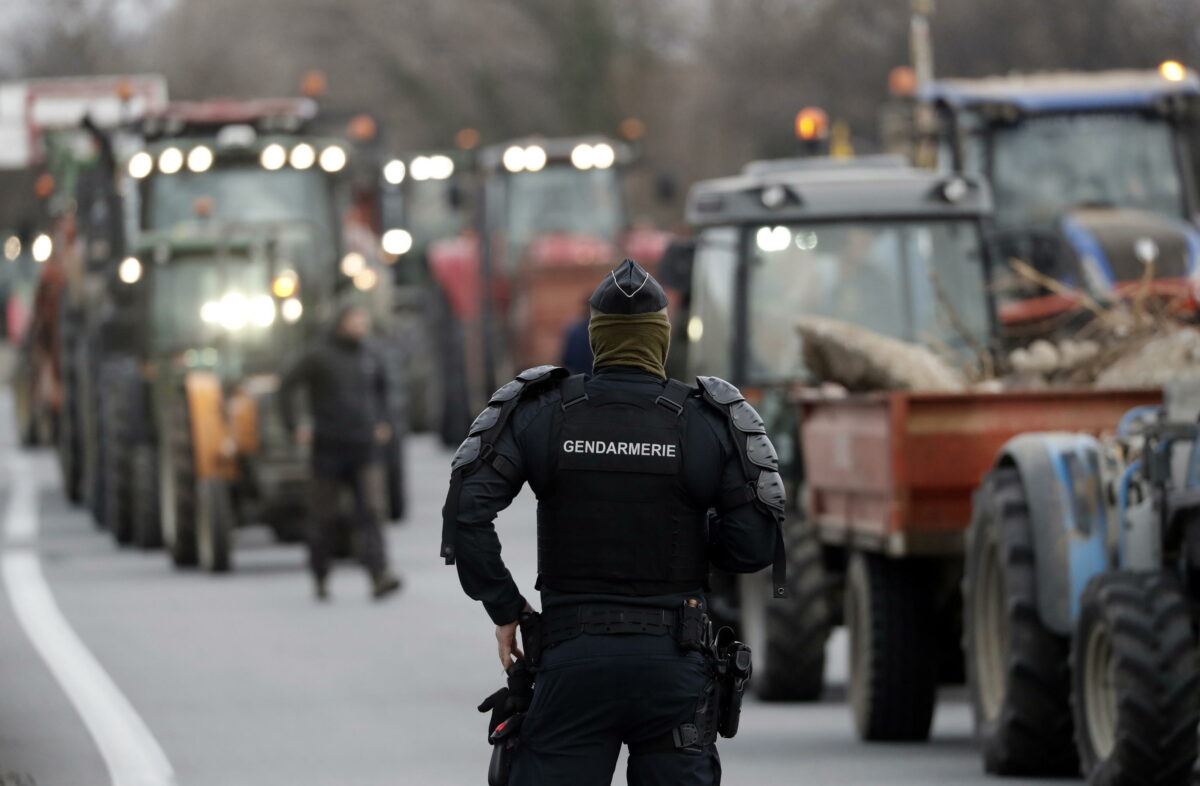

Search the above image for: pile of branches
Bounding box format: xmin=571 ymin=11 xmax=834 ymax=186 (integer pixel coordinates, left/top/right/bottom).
xmin=795 ymin=258 xmax=1200 ymax=394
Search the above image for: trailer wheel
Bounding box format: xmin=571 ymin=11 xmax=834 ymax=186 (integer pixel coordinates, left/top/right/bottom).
xmin=750 ymin=518 xmax=831 ymax=702
xmin=131 ymin=444 xmax=162 ymax=549
xmin=964 ymin=467 xmax=1078 ymax=775
xmin=846 ymin=550 xmax=938 ymax=741
xmin=196 ymin=478 xmax=234 ymax=573
xmin=1072 ymin=571 xmax=1199 ymax=785
xmin=160 ymin=390 xmax=198 ymax=567
xmin=100 ymin=366 xmax=136 ymax=545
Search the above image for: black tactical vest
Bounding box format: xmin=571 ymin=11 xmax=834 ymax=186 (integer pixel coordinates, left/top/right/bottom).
xmin=536 ymin=375 xmax=708 ymax=596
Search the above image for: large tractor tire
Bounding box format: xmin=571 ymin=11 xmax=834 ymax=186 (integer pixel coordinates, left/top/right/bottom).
xmin=846 ymin=550 xmax=938 ymax=741
xmin=159 ymin=389 xmax=199 ymax=568
xmin=747 ymin=518 xmax=831 ymax=702
xmin=196 ymin=478 xmax=234 ymax=573
xmin=130 ymin=443 xmax=163 ymax=549
xmin=1071 ymin=571 xmax=1199 ymax=785
xmin=963 ymin=467 xmax=1078 ymax=775
xmin=100 ymin=363 xmax=137 ymax=545
xmin=80 ymin=352 xmax=106 ymax=529
xmin=56 ymin=339 xmax=83 ymax=503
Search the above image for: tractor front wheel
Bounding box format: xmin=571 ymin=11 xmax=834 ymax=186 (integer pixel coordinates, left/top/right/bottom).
xmin=1072 ymin=571 xmax=1199 ymax=785
xmin=964 ymin=467 xmax=1078 ymax=776
xmin=196 ymin=478 xmax=234 ymax=573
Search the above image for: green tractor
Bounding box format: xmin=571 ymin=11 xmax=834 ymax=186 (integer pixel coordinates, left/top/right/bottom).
xmin=99 ymin=100 xmax=404 ymax=568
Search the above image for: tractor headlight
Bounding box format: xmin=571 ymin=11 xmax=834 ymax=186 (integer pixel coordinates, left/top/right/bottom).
xmin=128 ymin=151 xmax=153 ymax=179
xmin=31 ymin=233 xmax=52 ymax=263
xmin=118 ymin=256 xmax=142 ymax=284
xmin=290 ymin=143 xmax=316 ymax=170
xmin=502 ymin=146 xmax=526 ymax=173
xmin=571 ymin=144 xmax=595 ymax=170
xmin=318 ymin=145 xmax=347 ymax=173
xmin=249 ymin=295 xmax=276 ymax=327
xmin=272 ymin=270 xmax=298 ymax=299
xmin=381 ymin=228 xmax=413 ymax=256
xmin=281 ymin=297 xmax=303 ymax=323
xmin=158 ymin=147 xmax=184 ymax=175
xmin=340 ymin=252 xmax=366 ymax=277
xmin=523 ymin=146 xmax=546 ymax=173
xmin=383 ymin=159 xmax=406 ymax=184
xmin=429 ymin=155 xmax=455 ymax=180
xmin=353 ymin=268 xmax=378 ymax=291
xmin=219 ymin=292 xmax=249 ymax=330
xmin=591 ymin=143 xmax=615 ymax=169
xmin=260 ymin=143 xmax=287 ymax=171
xmin=186 ymin=145 xmax=214 ymax=174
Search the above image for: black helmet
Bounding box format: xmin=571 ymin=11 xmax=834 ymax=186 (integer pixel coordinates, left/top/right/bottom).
xmin=587 ymin=259 xmax=668 ymax=315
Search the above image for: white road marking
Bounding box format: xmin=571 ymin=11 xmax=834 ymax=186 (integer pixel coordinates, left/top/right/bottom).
xmin=2 ymin=453 xmax=176 ymax=786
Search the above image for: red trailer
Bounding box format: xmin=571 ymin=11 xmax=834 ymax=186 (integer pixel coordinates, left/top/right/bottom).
xmin=797 ymin=387 xmax=1161 ymax=741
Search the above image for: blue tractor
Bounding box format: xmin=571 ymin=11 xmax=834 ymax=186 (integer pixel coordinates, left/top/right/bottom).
xmin=964 ymin=379 xmax=1200 ymax=783
xmin=921 ymin=68 xmax=1200 ymax=340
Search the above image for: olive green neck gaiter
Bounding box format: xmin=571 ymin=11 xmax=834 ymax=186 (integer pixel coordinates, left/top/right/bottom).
xmin=589 ymin=312 xmax=671 ymax=379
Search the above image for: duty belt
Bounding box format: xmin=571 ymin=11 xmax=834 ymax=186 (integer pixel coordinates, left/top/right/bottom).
xmin=541 ymin=602 xmax=711 ymax=653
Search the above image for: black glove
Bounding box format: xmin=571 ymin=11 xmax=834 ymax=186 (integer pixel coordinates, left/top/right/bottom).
xmin=477 ymin=660 xmax=535 ymax=742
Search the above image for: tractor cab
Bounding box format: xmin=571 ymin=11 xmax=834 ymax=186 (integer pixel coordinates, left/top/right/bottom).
xmin=377 ymin=150 xmax=464 ymax=282
xmin=923 ymin=67 xmax=1200 ymax=333
xmin=427 ymin=134 xmax=670 ymax=441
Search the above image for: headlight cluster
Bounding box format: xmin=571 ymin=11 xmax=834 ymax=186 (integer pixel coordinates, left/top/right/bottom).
xmin=755 ymin=226 xmax=792 ymax=253
xmin=570 ymin=143 xmax=615 ymax=170
xmin=503 ymin=145 xmax=547 ymax=173
xmin=4 ymin=235 xmax=21 ymax=261
xmin=261 ymin=143 xmax=346 ymax=173
xmin=200 ymin=292 xmax=277 ymax=330
xmin=410 ymin=155 xmax=454 ymax=181
xmin=128 ymin=146 xmax=216 ymax=179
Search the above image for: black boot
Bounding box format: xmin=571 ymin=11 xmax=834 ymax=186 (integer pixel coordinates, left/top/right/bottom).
xmin=314 ymin=575 xmax=330 ymax=601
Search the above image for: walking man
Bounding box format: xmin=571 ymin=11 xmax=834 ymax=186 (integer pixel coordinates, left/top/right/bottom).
xmin=281 ymin=303 xmax=402 ymax=601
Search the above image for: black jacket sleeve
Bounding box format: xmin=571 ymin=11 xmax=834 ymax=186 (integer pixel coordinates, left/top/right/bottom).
xmin=692 ymin=407 xmax=780 ymax=574
xmin=449 ymin=411 xmax=532 ymax=626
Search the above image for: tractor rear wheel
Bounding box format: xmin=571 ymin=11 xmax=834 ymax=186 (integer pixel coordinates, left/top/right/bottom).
xmin=196 ymin=478 xmax=234 ymax=573
xmin=748 ymin=518 xmax=831 ymax=702
xmin=1072 ymin=571 xmax=1199 ymax=785
xmin=846 ymin=550 xmax=938 ymax=741
xmin=131 ymin=443 xmax=162 ymax=549
xmin=160 ymin=389 xmax=198 ymax=568
xmin=56 ymin=340 xmax=82 ymax=503
xmin=100 ymin=364 xmax=136 ymax=545
xmin=964 ymin=467 xmax=1078 ymax=775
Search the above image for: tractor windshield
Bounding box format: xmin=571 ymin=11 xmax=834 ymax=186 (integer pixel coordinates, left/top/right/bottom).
xmin=143 ymin=163 xmax=337 ymax=268
xmin=147 ymin=250 xmax=275 ymax=355
xmin=745 ymin=219 xmax=990 ymax=383
xmin=504 ymin=166 xmax=623 ymax=259
xmin=989 ymin=113 xmax=1184 ymax=228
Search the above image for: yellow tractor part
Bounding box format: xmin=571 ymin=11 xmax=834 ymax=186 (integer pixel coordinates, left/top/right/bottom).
xmin=184 ymin=370 xmax=237 ymax=481
xmin=227 ymin=390 xmax=260 ymax=457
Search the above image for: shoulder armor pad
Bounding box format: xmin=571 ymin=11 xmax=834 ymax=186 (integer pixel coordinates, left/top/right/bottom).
xmin=516 ymin=364 xmax=560 ymax=383
xmin=468 ymin=405 xmax=502 ymax=436
xmin=489 ymin=366 xmax=569 ymax=405
xmin=745 ymin=433 xmax=779 ymax=471
xmin=756 ymin=470 xmax=786 ymax=514
xmin=729 ymin=400 xmax=765 ymax=435
xmin=451 ymin=435 xmax=482 ymax=470
xmin=697 ymin=375 xmax=744 ymax=406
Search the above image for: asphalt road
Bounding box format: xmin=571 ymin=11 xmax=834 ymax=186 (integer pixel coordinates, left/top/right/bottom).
xmin=0 ymin=408 xmax=1070 ymax=786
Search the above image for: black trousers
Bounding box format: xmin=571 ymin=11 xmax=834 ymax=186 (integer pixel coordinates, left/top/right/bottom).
xmin=510 ymin=632 xmax=721 ymax=786
xmin=308 ymin=450 xmax=389 ymax=580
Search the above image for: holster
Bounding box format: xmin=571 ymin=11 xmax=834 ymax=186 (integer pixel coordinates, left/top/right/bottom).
xmin=714 ymin=632 xmax=752 ymax=739
xmin=487 ymin=714 xmax=524 ymax=786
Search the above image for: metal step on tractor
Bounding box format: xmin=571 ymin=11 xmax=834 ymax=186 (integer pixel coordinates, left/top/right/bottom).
xmin=965 ymin=378 xmax=1200 ymax=783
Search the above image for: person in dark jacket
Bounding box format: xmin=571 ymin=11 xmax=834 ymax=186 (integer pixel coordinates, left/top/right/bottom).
xmin=441 ymin=259 xmax=784 ymax=785
xmin=280 ymin=304 xmax=401 ymax=601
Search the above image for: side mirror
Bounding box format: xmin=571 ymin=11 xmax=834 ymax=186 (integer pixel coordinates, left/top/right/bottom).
xmin=659 ymin=238 xmax=696 ymax=306
xmin=447 ymin=181 xmax=466 ymax=211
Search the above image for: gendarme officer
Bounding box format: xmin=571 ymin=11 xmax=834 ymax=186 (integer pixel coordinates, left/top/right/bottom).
xmin=441 ymin=259 xmax=785 ymax=785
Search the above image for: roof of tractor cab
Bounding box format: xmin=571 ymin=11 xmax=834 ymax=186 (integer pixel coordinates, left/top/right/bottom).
xmin=686 ymin=158 xmax=991 ymax=227
xmin=923 ymin=69 xmax=1200 ymax=114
